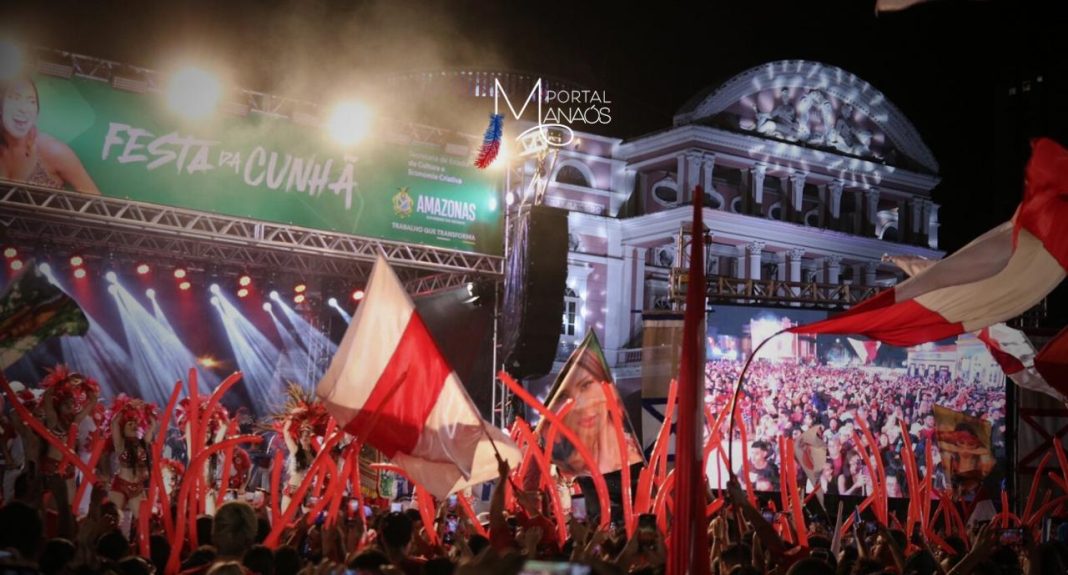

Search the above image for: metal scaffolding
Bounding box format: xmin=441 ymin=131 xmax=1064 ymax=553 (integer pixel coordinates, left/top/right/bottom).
xmin=0 ymin=182 xmax=503 ymax=288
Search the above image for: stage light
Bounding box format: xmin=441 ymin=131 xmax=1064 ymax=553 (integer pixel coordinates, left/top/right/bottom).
xmin=506 ymin=191 xmax=516 ymax=206
xmin=326 ymin=101 xmax=372 ymax=147
xmin=37 ymin=263 xmax=52 ymax=275
xmin=210 ymin=283 xmax=221 ymax=295
xmin=197 ymin=355 xmax=221 ymax=369
xmin=488 ymin=196 xmax=498 ymax=211
xmin=210 ymin=296 xmax=220 ymax=306
xmin=262 ymin=302 xmax=272 ymax=312
xmin=70 ymin=255 xmax=84 ymax=267
xmin=238 ymin=274 xmax=252 ymax=287
xmin=269 ymin=290 xmax=280 ymax=301
xmin=106 ymin=271 xmax=118 ymax=283
xmin=294 ymin=294 xmax=306 ymax=304
xmin=166 ymin=66 xmax=222 ymax=120
xmin=351 ymin=289 xmax=365 ymax=302
xmin=108 ymin=285 xmax=119 ymax=296
xmin=3 ymin=247 xmax=16 ymax=258
xmin=173 ymin=268 xmax=187 ymax=279
xmin=136 ymin=263 xmax=151 ymax=275
xmin=0 ymin=41 xmax=23 ymax=81
xmin=8 ymin=259 xmax=22 ymax=271
xmin=74 ymin=268 xmax=88 ymax=280
xmin=146 ymin=288 xmax=156 ymax=299
xmin=178 ymin=281 xmax=191 ymax=291
xmin=328 ymin=297 xmax=338 ymax=307
xmin=294 ymin=283 xmax=307 ymax=294
xmin=237 ymin=288 xmax=249 ymax=298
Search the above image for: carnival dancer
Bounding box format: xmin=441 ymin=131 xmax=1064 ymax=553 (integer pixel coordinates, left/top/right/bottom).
xmin=37 ymin=366 xmax=99 ymax=495
xmin=176 ymin=398 xmax=229 ymax=515
xmin=273 ymin=384 xmax=328 ymax=511
xmin=107 ymin=395 xmax=158 ymax=535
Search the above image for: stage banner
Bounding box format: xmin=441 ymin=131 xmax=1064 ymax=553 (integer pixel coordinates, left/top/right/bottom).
xmin=10 ymin=75 xmax=503 ymax=255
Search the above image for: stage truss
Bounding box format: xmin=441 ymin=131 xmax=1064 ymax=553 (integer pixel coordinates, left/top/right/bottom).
xmin=0 ymin=182 xmax=503 ymax=292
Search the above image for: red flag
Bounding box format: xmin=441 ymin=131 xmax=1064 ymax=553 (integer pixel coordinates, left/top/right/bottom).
xmin=668 ymin=189 xmax=710 ymax=575
xmin=316 ymin=256 xmax=521 ymax=499
xmin=789 ymin=139 xmax=1068 ymax=349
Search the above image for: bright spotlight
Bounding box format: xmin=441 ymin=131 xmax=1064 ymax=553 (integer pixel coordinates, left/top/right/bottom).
xmin=136 ymin=263 xmax=151 ymax=275
xmin=173 ymin=268 xmax=187 ymax=279
xmin=178 ymin=281 xmax=191 ymax=291
xmin=166 ymin=66 xmax=222 ymax=120
xmin=107 ymin=285 xmax=119 ymax=296
xmin=8 ymin=259 xmax=23 ymax=271
xmin=506 ymin=191 xmax=516 ymax=206
xmin=269 ymin=290 xmax=280 ymax=301
xmin=294 ymin=294 xmax=306 ymax=304
xmin=70 ymin=255 xmax=84 ymax=267
xmin=488 ymin=196 xmax=498 ymax=212
xmin=326 ymin=101 xmax=372 ymax=147
xmin=351 ymin=289 xmax=365 ymax=302
xmin=146 ymin=288 xmax=156 ymax=299
xmin=294 ymin=283 xmax=307 ymax=294
xmin=327 ymin=297 xmax=338 ymax=307
xmin=238 ymin=275 xmax=252 ymax=287
xmin=105 ymin=271 xmax=118 ymax=283
xmin=0 ymin=42 xmax=23 ymax=81
xmin=262 ymin=302 xmax=272 ymax=312
xmin=210 ymin=296 xmax=220 ymax=306
xmin=37 ymin=263 xmax=52 ymax=275
xmin=74 ymin=268 xmax=88 ymax=280
xmin=237 ymin=288 xmax=249 ymax=298
xmin=209 ymin=283 xmax=221 ymax=295
xmin=3 ymin=247 xmax=17 ymax=258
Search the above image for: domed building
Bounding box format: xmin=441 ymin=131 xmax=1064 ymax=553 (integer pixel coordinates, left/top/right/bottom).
xmin=506 ymin=60 xmax=947 ymax=445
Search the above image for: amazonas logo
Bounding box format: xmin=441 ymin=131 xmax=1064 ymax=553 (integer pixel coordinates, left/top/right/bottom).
xmin=392 ymin=187 xmax=478 ymax=223
xmin=392 ymin=187 xmax=414 ymax=218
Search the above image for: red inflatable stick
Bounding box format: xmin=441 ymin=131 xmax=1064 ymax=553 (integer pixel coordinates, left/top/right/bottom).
xmin=0 ymin=376 xmax=97 ymax=482
xmin=500 ymin=371 xmax=612 ymax=529
xmin=513 ymin=417 xmax=567 ymax=543
xmin=600 ymin=382 xmax=635 ymax=538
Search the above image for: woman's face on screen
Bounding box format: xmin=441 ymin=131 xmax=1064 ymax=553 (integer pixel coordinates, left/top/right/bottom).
xmin=2 ymin=80 xmax=38 ymax=139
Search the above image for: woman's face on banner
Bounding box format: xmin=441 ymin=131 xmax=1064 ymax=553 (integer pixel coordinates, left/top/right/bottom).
xmin=2 ymin=80 xmax=38 ymax=139
xmin=566 ymin=379 xmax=607 ymax=431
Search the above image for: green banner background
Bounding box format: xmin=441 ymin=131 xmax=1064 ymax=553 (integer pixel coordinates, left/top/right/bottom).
xmin=26 ymin=76 xmax=503 ymax=255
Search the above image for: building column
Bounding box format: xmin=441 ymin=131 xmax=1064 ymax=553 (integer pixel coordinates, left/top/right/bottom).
xmin=789 ymin=172 xmax=806 ymax=223
xmin=864 ymin=187 xmax=880 ymax=236
xmin=684 ymin=151 xmax=702 ymax=202
xmin=747 ymin=241 xmax=765 ymax=281
xmin=631 ymin=247 xmax=645 ymax=335
xmin=750 ymin=163 xmax=766 ymax=216
xmin=828 ymin=180 xmax=844 ymax=230
xmin=928 ymin=202 xmax=940 ymax=249
xmin=676 ymin=154 xmax=686 ymax=202
xmin=702 ymin=153 xmax=716 ymax=196
xmin=865 ymin=261 xmax=879 ymax=286
xmin=788 ymin=248 xmax=805 ymax=306
xmin=908 ymin=198 xmax=924 ymax=245
xmin=826 ymin=255 xmax=842 ymax=285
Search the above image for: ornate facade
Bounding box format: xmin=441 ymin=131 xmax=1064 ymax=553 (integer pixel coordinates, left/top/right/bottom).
xmin=507 ymin=60 xmax=946 ymax=396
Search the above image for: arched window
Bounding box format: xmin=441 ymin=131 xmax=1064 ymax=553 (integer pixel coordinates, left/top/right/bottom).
xmin=556 ymin=165 xmax=590 ymax=187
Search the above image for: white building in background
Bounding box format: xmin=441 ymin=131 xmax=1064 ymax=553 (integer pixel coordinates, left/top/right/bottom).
xmin=505 ymin=60 xmax=946 ymax=396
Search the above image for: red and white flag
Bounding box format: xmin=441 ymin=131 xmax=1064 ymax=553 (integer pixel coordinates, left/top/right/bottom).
xmin=885 ymin=254 xmax=1066 ymax=402
xmin=789 ymin=138 xmax=1068 ymax=388
xmin=316 ymin=255 xmax=521 ymax=499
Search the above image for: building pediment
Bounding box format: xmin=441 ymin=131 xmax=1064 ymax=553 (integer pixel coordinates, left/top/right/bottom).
xmin=674 ymin=60 xmax=938 ymax=175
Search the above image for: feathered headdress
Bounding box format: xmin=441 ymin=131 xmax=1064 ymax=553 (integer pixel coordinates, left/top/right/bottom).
xmin=175 ymin=398 xmax=230 ymax=435
xmin=268 ymin=383 xmax=330 ymax=436
xmin=40 ymin=365 xmax=99 ymax=413
xmin=106 ymin=394 xmax=159 ymax=437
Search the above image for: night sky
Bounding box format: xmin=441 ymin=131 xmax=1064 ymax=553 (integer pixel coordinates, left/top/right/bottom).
xmin=7 ymin=0 xmax=1068 ymax=322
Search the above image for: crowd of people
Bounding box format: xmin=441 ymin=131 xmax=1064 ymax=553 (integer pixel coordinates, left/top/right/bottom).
xmin=704 ymin=360 xmax=1007 ymax=498
xmin=0 ymin=364 xmax=1059 ymax=575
